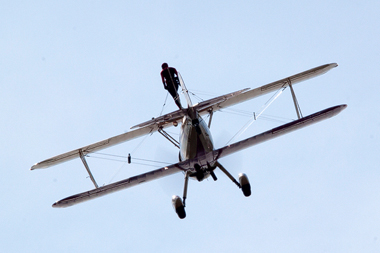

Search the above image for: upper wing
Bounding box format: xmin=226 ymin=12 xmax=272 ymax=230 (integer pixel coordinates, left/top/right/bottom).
xmin=130 ymin=88 xmax=249 ymax=129
xmin=32 ymin=63 xmax=337 ymax=170
xmin=131 ymin=107 xmax=186 ymax=129
xmin=196 ymin=63 xmax=338 ymax=116
xmin=131 ymin=63 xmax=337 ymax=129
xmin=31 ymin=124 xmax=162 ymax=170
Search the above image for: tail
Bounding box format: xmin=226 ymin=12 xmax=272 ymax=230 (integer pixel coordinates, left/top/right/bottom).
xmin=178 ymin=72 xmax=193 ymax=108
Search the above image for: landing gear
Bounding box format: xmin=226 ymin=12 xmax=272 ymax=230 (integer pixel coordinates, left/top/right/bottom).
xmin=172 ymin=171 xmax=190 ymax=219
xmin=216 ymin=161 xmax=251 ymax=197
xmin=172 ymin=163 xmax=251 ymax=218
xmin=172 ymin=195 xmax=186 ymax=219
xmin=239 ymin=173 xmax=251 ymax=197
xmin=194 ymin=163 xmax=204 ymax=181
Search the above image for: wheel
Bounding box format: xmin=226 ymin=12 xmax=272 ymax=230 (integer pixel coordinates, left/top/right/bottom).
xmin=172 ymin=195 xmax=186 ymax=219
xmin=175 ymin=205 xmax=186 ymax=219
xmin=239 ymin=173 xmax=251 ymax=197
xmin=241 ymin=183 xmax=251 ymax=197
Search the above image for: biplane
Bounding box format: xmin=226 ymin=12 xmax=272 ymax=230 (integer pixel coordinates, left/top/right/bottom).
xmin=31 ymin=63 xmax=346 ymax=219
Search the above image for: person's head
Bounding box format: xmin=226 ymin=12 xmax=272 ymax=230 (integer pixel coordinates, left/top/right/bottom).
xmin=161 ymin=63 xmax=168 ymax=69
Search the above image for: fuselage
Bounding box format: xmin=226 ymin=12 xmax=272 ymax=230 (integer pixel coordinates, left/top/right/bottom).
xmin=179 ymin=108 xmax=215 ymax=181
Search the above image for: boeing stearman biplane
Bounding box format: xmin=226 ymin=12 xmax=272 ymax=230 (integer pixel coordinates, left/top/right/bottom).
xmin=31 ymin=63 xmax=346 ymax=219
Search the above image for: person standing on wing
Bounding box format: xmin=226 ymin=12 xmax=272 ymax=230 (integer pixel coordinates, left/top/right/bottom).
xmin=160 ymin=63 xmax=182 ymax=109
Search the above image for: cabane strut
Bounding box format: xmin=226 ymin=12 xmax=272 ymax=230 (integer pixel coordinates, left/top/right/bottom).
xmin=158 ymin=127 xmax=180 ymax=149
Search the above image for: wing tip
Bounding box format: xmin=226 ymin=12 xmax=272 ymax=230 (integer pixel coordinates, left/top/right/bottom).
xmin=30 ymin=163 xmax=46 ymax=170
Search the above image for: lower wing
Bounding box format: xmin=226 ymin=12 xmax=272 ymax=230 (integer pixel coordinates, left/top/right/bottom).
xmin=52 ymin=161 xmax=187 ymax=208
xmin=215 ymin=104 xmax=347 ymax=160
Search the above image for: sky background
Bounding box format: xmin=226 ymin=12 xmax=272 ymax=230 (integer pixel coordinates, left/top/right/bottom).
xmin=1 ymin=1 xmax=379 ymax=252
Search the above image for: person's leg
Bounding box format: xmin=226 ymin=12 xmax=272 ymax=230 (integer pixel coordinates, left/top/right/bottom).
xmin=168 ymin=88 xmax=182 ymax=109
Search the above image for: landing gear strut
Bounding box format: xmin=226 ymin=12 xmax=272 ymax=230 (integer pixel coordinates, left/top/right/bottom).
xmin=172 ymin=171 xmax=191 ymax=219
xmin=216 ymin=161 xmax=251 ymax=197
xmin=172 ymin=162 xmax=251 ymax=218
xmin=172 ymin=195 xmax=186 ymax=219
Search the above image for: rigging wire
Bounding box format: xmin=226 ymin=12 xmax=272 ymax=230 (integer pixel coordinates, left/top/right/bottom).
xmin=130 ymin=132 xmax=152 ymax=155
xmin=258 ymin=115 xmax=291 ymax=124
xmin=220 ymin=108 xmax=292 ymax=123
xmin=189 ymin=88 xmax=291 ymax=122
xmin=187 ymin=89 xmax=219 ymax=97
xmin=187 ymin=88 xmax=292 ymax=133
xmin=100 ymin=89 xmax=178 ymax=184
xmin=90 ymin=152 xmax=171 ymax=165
xmin=107 ymin=161 xmax=128 ymax=185
xmin=187 ymin=90 xmax=204 ymax=102
xmin=225 ymin=87 xmax=287 ymax=145
xmin=103 ymin=131 xmax=153 ymax=184
xmin=87 ymin=151 xmax=172 ymax=184
xmin=160 ymin=93 xmax=169 ymax=116
xmin=93 ymin=86 xmax=289 ymax=183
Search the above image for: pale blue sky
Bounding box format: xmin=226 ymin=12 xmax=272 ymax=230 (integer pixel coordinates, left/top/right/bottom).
xmin=1 ymin=1 xmax=379 ymax=252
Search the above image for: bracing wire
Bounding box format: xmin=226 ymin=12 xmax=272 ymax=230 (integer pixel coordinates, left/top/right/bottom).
xmin=104 ymin=131 xmax=152 ymax=184
xmin=220 ymin=108 xmax=292 ymax=122
xmin=160 ymin=93 xmax=169 ymax=116
xmin=87 ymin=150 xmax=173 ymax=184
xmin=225 ymin=87 xmax=286 ymax=145
xmin=90 ymin=152 xmax=171 ymax=165
xmin=107 ymin=161 xmax=128 ymax=185
xmin=92 ymin=86 xmax=288 ymax=184
xmin=130 ymin=132 xmax=152 ymax=155
xmin=101 ymin=88 xmax=179 ymax=184
xmin=188 ymin=89 xmax=219 ymax=97
xmin=187 ymin=87 xmax=291 ymax=126
xmin=187 ymin=91 xmax=204 ymax=102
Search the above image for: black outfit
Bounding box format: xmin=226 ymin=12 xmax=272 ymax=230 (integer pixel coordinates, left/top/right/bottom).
xmin=161 ymin=67 xmax=182 ymax=109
